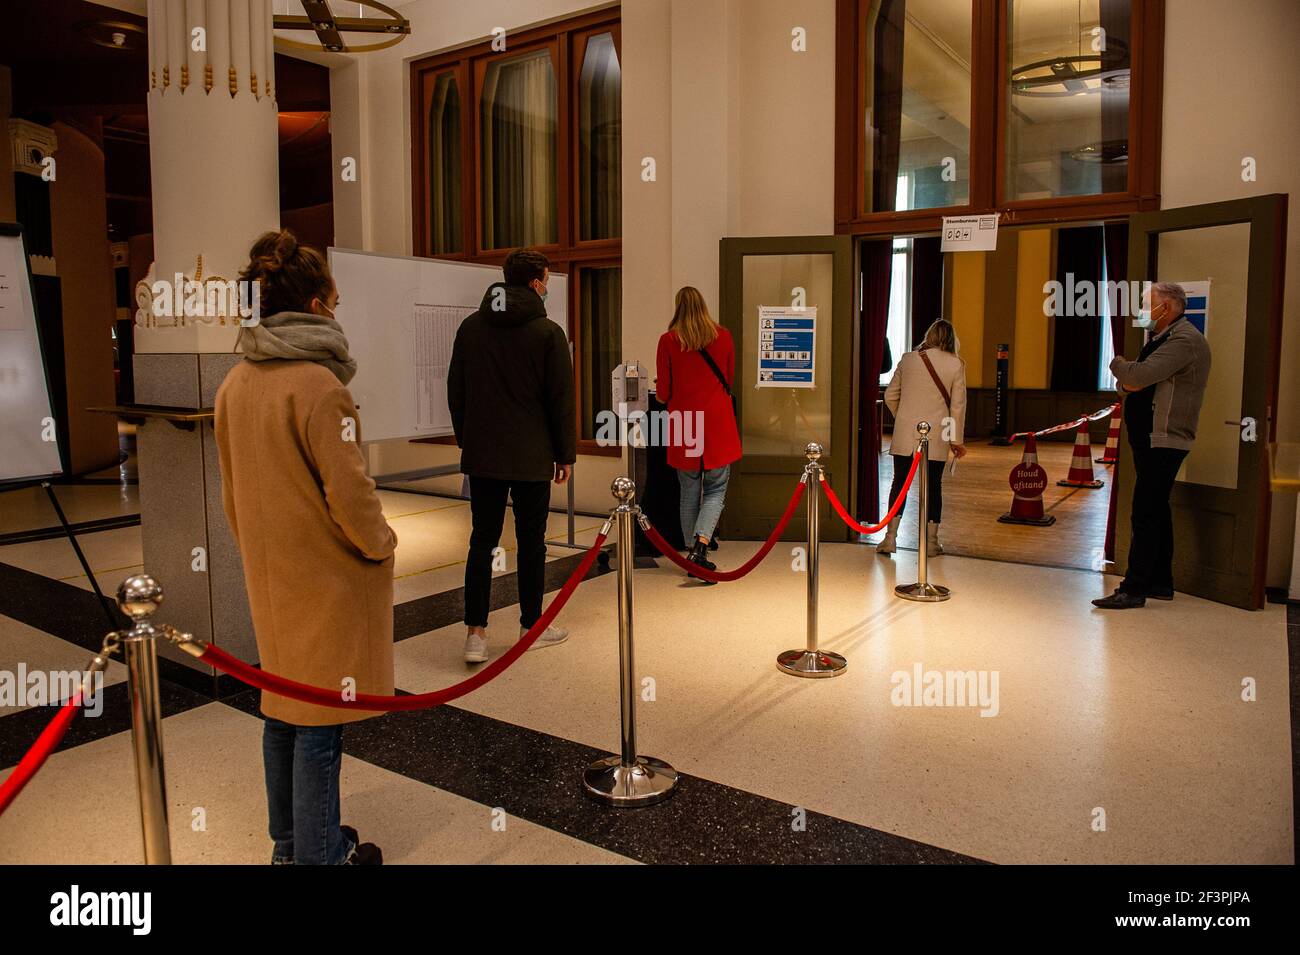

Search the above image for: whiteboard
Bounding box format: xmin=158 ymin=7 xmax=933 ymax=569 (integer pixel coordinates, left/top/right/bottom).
xmin=0 ymin=225 xmax=62 ymax=484
xmin=328 ymin=248 xmax=568 ymax=443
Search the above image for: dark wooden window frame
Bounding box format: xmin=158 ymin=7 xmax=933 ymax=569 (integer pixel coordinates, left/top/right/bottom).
xmin=411 ymin=9 xmax=623 ymax=456
xmin=835 ymin=0 xmax=1164 ymax=237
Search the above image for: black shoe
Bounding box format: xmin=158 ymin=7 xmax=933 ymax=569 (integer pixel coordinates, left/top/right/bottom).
xmin=1091 ymin=590 xmax=1146 ymax=610
xmin=1146 ymin=588 xmax=1174 ymax=601
xmin=341 ymin=825 xmax=358 ymax=846
xmin=343 ymin=841 xmax=383 ymax=865
xmin=708 ymin=534 xmax=720 ymax=552
xmin=686 ymin=540 xmax=717 ymax=584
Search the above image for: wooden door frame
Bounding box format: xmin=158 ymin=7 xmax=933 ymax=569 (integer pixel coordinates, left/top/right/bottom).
xmin=1119 ymin=193 xmax=1288 ymax=609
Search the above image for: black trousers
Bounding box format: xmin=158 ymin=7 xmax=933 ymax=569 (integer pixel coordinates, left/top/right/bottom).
xmin=1120 ymin=445 xmax=1188 ymax=596
xmin=465 ymin=476 xmax=551 ymax=629
xmin=887 ymin=454 xmax=945 ymax=524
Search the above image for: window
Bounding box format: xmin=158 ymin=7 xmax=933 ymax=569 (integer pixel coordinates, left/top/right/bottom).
xmin=860 ymin=0 xmax=973 ymax=215
xmin=836 ymin=0 xmax=1162 ymax=234
xmin=426 ymin=72 xmax=462 ymax=255
xmin=412 ymin=12 xmax=622 ymax=454
xmin=479 ymin=49 xmax=558 ymax=249
xmin=1004 ymin=0 xmax=1131 ymax=201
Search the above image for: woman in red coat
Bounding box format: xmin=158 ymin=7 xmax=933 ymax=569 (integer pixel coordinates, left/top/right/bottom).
xmin=655 ymin=286 xmax=742 ymax=579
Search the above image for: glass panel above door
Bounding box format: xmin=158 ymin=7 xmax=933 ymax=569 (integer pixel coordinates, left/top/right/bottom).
xmin=861 ymin=0 xmax=974 ymax=213
xmin=1004 ymin=0 xmax=1131 ymax=200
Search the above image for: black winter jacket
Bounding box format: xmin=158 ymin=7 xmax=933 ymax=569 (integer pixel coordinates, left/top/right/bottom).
xmin=447 ymin=282 xmax=576 ymax=481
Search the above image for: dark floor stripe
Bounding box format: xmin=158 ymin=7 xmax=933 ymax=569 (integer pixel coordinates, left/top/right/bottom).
xmin=218 ymin=687 xmax=982 ymax=865
xmin=0 ymin=680 xmax=214 ymax=768
xmin=0 ymin=514 xmax=142 ymax=546
xmin=394 ymin=545 xmax=612 ymax=641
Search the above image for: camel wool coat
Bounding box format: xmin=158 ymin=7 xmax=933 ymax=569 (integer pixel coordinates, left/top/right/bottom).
xmin=884 ymin=348 xmax=968 ymax=461
xmin=215 ymin=359 xmax=397 ymax=726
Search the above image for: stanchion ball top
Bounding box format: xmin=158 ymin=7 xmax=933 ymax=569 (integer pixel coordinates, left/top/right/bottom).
xmin=916 ymin=421 xmax=932 ymax=437
xmin=611 ymin=476 xmax=637 ymax=503
xmin=117 ymin=574 xmax=163 ymax=619
xmin=804 ymin=442 xmax=824 ymax=462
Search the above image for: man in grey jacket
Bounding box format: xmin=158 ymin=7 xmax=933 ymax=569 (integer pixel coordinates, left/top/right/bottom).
xmin=1093 ymin=282 xmax=1211 ymax=609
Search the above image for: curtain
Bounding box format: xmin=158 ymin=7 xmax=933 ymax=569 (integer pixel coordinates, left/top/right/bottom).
xmin=1049 ymin=226 xmax=1104 ymax=391
xmin=580 ymin=268 xmax=622 ymax=440
xmin=481 ymin=51 xmax=557 ymax=249
xmin=910 ymin=235 xmax=943 ymax=347
xmin=855 ymin=0 xmax=905 ymax=518
xmin=579 ymin=33 xmax=621 ymax=241
xmin=429 ymin=74 xmax=461 ymax=254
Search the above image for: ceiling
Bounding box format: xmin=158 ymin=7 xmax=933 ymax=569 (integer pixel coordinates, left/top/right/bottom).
xmin=2 ymin=0 xmax=334 ymax=240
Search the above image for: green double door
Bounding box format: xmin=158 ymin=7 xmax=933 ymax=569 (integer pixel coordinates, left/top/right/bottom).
xmin=718 ymin=236 xmax=855 ymax=543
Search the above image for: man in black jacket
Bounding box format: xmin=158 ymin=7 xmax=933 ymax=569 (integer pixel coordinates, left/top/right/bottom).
xmin=448 ymin=249 xmax=576 ymax=663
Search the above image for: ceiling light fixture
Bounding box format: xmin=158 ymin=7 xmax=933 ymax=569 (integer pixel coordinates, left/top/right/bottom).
xmin=273 ymin=0 xmax=410 ymax=54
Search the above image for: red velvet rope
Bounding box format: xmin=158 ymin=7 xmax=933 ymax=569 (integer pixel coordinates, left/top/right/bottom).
xmin=641 ymin=480 xmax=807 ymax=582
xmin=198 ymin=533 xmax=608 ymax=712
xmin=0 ymin=693 xmax=84 ymax=816
xmin=822 ymin=450 xmax=921 ymax=535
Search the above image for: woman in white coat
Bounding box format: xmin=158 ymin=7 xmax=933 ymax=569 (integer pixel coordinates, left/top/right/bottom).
xmin=879 ymin=319 xmax=967 ymax=556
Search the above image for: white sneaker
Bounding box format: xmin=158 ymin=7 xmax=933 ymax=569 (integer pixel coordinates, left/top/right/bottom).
xmin=463 ymin=631 xmax=489 ymax=663
xmin=521 ymin=624 xmax=569 ymax=650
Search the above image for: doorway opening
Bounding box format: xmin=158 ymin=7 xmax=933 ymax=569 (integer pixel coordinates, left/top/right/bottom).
xmin=860 ymin=220 xmax=1132 ymax=574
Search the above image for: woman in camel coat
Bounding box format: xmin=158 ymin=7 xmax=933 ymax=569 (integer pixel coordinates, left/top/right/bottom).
xmin=879 ymin=319 xmax=967 ymax=557
xmin=215 ymin=229 xmax=395 ymax=865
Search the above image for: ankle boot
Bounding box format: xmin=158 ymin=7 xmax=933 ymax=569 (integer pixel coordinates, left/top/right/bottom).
xmin=686 ymin=539 xmax=717 ymax=583
xmin=926 ymin=521 xmax=943 ymax=557
xmin=876 ymin=516 xmax=900 ymax=554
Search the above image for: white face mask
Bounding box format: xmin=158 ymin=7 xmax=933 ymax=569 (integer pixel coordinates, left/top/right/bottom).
xmin=1134 ymin=308 xmax=1154 ymax=328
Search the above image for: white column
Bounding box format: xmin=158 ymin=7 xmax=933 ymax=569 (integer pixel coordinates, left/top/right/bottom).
xmin=138 ymin=0 xmax=279 ymax=353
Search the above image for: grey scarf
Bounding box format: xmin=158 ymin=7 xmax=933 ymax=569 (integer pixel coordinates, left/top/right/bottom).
xmin=238 ymin=311 xmax=357 ymax=385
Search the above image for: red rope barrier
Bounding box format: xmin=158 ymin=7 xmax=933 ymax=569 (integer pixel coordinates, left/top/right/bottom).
xmin=1009 ymin=402 xmax=1119 ymax=443
xmin=198 ymin=533 xmax=608 ymax=711
xmin=641 ymin=479 xmax=807 ymax=582
xmin=0 ymin=693 xmax=84 ymax=816
xmin=822 ymin=451 xmax=921 ymax=535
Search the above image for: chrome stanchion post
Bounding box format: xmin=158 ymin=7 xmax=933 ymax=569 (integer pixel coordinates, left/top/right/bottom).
xmin=894 ymin=422 xmax=951 ymax=602
xmin=777 ymin=443 xmax=848 ymax=677
xmin=583 ymin=477 xmax=679 ymax=806
xmin=116 ymin=574 xmax=173 ymax=864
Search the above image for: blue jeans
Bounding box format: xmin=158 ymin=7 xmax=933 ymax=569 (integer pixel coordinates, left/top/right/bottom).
xmin=678 ymin=465 xmax=730 ymax=545
xmin=263 ymin=718 xmax=355 ymax=865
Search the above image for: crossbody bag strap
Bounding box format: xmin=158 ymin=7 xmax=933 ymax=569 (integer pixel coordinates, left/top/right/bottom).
xmin=698 ymin=346 xmax=733 ymax=396
xmin=918 ymin=349 xmax=951 ymax=409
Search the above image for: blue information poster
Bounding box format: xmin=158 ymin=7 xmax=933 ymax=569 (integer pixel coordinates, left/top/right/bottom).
xmin=756 ymin=306 xmax=817 ymax=389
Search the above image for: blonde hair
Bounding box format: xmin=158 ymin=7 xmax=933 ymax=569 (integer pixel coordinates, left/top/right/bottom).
xmin=669 ymin=286 xmax=719 ymax=352
xmin=920 ymin=318 xmax=960 ymax=355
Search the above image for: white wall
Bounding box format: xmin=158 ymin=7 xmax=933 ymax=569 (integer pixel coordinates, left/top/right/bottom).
xmin=1160 ymin=0 xmax=1300 ymax=588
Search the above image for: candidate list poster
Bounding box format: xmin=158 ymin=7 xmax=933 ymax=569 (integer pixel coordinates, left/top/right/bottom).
xmin=756 ymin=306 xmax=816 ymax=389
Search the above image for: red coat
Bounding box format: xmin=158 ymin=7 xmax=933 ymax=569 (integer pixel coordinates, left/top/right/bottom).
xmin=655 ymin=327 xmax=743 ymax=471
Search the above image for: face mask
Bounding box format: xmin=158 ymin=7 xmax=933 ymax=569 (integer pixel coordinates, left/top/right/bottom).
xmin=534 ymin=282 xmax=548 ymax=303
xmin=1134 ymin=309 xmax=1153 ymax=328
xmin=316 ymin=300 xmax=337 ymax=321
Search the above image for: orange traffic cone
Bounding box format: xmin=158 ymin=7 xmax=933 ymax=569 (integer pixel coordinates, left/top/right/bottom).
xmin=1095 ymin=407 xmax=1120 ymax=464
xmin=1057 ymin=421 xmax=1104 ymax=488
xmin=998 ymin=434 xmax=1056 ymax=526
